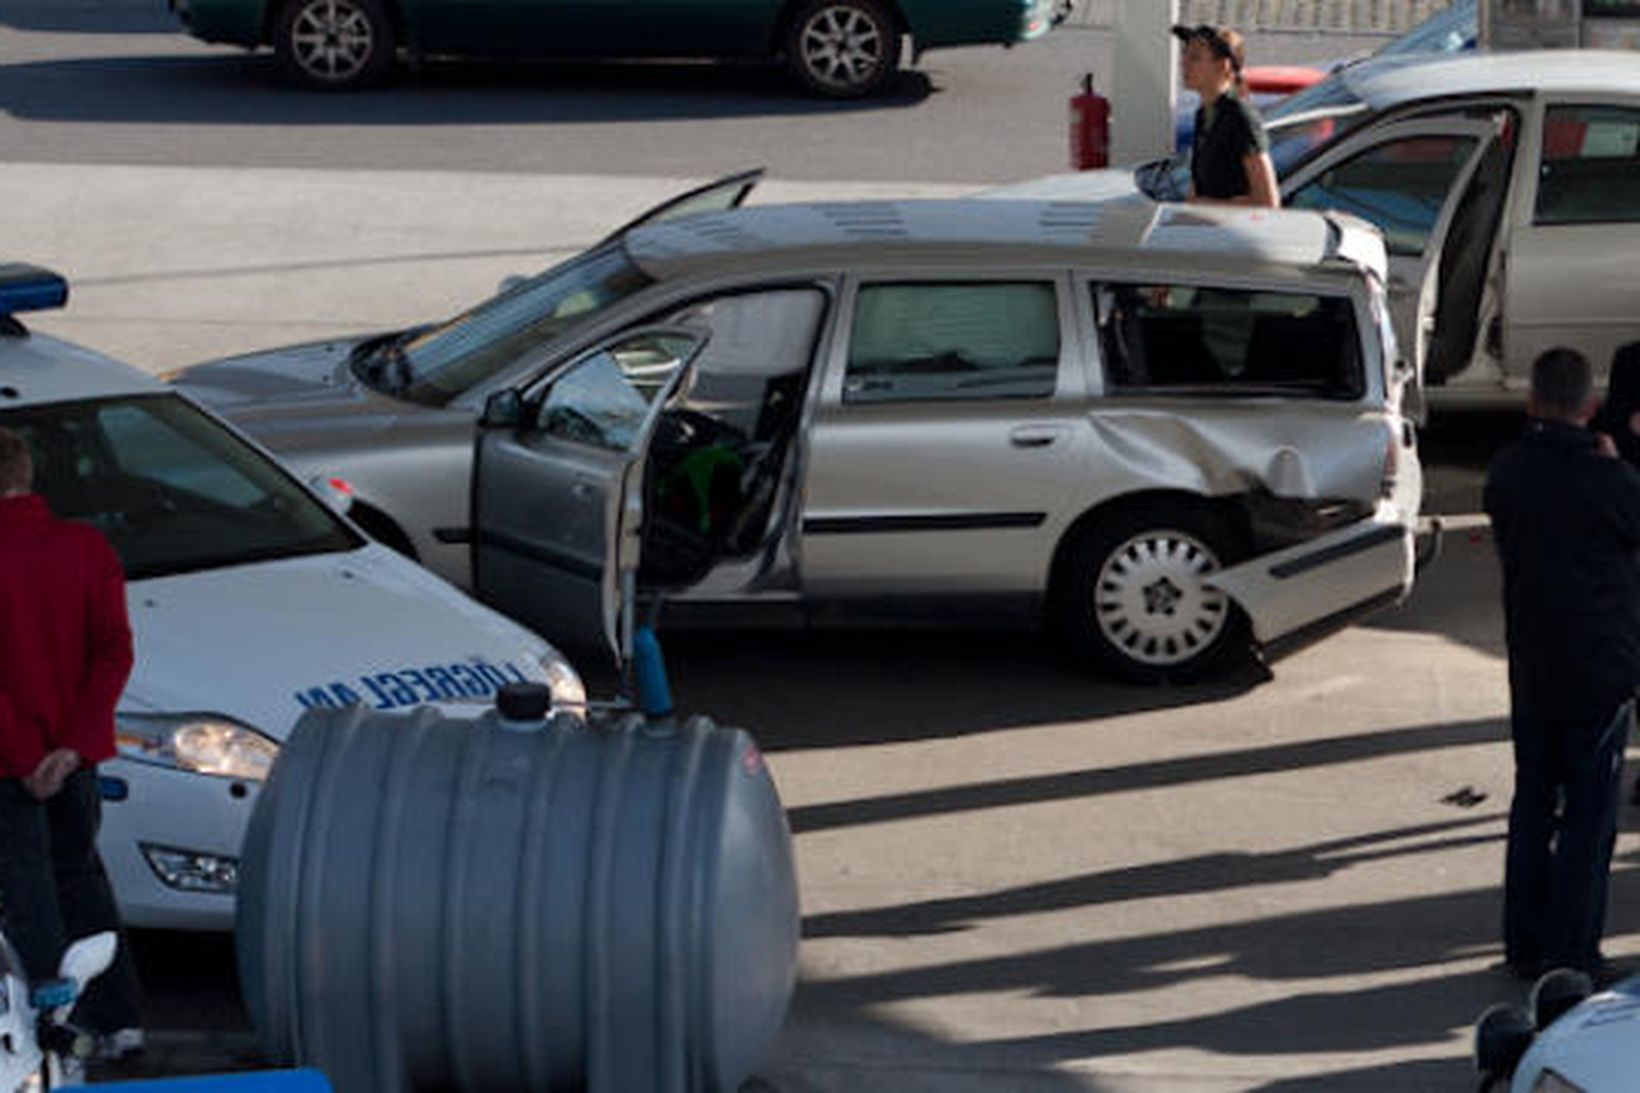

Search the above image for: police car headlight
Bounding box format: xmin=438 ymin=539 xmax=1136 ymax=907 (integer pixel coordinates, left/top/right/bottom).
xmin=540 ymin=651 xmax=587 ymax=712
xmin=116 ymin=714 xmax=279 ymax=782
xmin=1533 ymin=1072 xmax=1586 ymax=1093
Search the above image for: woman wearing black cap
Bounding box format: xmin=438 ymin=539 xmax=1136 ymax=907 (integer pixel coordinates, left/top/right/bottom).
xmin=1174 ymin=24 xmax=1279 ymax=208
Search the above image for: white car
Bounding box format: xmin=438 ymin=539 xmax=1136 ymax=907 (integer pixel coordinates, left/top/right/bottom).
xmin=0 ymin=264 xmax=586 ymax=930
xmin=1011 ymin=50 xmax=1640 ymax=405
xmin=1477 ymin=971 xmax=1640 ymax=1092
xmin=185 ymin=196 xmax=1426 ymax=681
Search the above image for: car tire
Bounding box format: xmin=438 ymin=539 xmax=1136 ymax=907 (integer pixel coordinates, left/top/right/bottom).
xmin=1054 ymin=501 xmax=1252 ymax=683
xmin=273 ymin=0 xmax=395 ymax=91
xmin=784 ymin=0 xmax=898 ymax=99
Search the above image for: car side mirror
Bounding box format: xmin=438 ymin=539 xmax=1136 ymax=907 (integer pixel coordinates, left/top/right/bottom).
xmin=496 ymin=274 xmax=527 ymax=295
xmin=480 ymin=389 xmax=524 ymax=429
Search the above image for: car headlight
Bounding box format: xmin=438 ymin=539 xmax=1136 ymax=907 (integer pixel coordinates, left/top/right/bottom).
xmin=116 ymin=713 xmax=279 ymax=781
xmin=1533 ymin=1071 xmax=1587 ymax=1093
xmin=540 ymin=650 xmax=587 ymax=712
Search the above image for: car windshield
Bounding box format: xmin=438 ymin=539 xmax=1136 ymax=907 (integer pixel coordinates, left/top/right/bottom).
xmin=354 ymin=244 xmax=654 ymax=407
xmin=1 ymin=393 xmax=361 ymax=581
xmin=1378 ymin=0 xmax=1475 ymax=58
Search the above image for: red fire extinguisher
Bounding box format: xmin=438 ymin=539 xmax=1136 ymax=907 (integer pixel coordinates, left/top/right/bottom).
xmin=1069 ymin=72 xmax=1110 ymax=171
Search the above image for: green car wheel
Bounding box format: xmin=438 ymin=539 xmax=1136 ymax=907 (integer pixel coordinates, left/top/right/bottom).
xmin=274 ymin=0 xmax=395 ymax=90
xmin=785 ymin=0 xmax=898 ymax=98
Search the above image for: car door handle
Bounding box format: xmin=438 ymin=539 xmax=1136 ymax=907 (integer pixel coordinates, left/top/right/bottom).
xmin=570 ymin=481 xmax=595 ymax=500
xmin=1010 ymin=425 xmax=1068 ymax=449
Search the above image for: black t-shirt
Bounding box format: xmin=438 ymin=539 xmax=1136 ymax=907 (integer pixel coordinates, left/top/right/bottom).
xmin=1484 ymin=420 xmax=1640 ymax=719
xmin=1190 ymin=93 xmax=1270 ymax=200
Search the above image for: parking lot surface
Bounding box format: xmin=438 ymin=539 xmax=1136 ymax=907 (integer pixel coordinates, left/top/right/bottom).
xmin=120 ymin=529 xmax=1638 ymax=1090
xmin=8 ymin=3 xmax=1635 ymax=1090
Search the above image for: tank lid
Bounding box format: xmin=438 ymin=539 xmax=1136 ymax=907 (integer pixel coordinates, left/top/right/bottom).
xmin=496 ymin=682 xmax=552 ymax=722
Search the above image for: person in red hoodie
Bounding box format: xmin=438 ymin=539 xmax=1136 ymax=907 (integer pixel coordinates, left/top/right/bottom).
xmin=0 ymin=425 xmax=143 ymax=1057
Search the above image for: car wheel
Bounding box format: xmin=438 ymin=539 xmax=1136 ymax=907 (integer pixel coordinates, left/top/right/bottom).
xmin=274 ymin=0 xmax=394 ymax=91
xmin=1055 ymin=502 xmax=1251 ymax=683
xmin=785 ymin=0 xmax=897 ymax=99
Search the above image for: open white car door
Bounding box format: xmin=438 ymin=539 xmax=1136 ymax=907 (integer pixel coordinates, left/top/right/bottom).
xmin=1283 ymin=111 xmax=1511 ymax=390
xmin=471 ymin=329 xmax=708 ymax=665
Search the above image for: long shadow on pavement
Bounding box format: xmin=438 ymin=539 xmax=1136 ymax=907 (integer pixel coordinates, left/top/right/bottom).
xmin=804 ymin=812 xmax=1508 ymax=939
xmin=780 ymin=714 xmax=1505 ymax=834
xmin=657 ymin=627 xmax=1270 ymax=751
xmin=0 ymin=0 xmax=174 ymax=34
xmin=0 ymin=53 xmax=934 ymax=126
xmin=802 ymin=867 xmax=1640 ymax=1034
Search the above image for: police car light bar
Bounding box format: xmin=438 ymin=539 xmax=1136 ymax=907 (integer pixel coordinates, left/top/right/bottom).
xmin=0 ymin=263 xmax=68 ymax=316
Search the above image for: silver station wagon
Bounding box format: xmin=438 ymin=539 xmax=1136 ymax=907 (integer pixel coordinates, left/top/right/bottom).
xmin=177 ymin=195 xmax=1426 ymax=680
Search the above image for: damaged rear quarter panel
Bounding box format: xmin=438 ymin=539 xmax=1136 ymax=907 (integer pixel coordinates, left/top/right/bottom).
xmin=1082 ymin=399 xmax=1388 ymax=506
xmin=1079 ymin=399 xmax=1414 ymax=643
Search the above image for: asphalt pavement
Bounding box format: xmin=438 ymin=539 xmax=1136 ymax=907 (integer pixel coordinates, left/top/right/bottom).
xmin=9 ymin=4 xmax=1637 ymax=1091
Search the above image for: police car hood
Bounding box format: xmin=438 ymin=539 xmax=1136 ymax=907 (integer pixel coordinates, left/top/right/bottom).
xmin=119 ymin=543 xmax=552 ymax=738
xmin=172 ymin=335 xmax=374 ymax=411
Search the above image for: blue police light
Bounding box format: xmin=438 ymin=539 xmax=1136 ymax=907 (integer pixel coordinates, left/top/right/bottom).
xmin=0 ymin=264 xmax=68 ymax=316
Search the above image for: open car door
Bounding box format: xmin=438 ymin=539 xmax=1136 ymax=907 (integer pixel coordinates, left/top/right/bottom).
xmin=471 ymin=328 xmax=708 ymax=665
xmin=594 ymin=168 xmax=765 ymax=248
xmin=1283 ymin=109 xmax=1515 ymax=390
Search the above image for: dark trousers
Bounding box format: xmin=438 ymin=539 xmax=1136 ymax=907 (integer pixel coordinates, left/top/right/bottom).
xmin=0 ymin=767 xmax=142 ymax=1034
xmin=1504 ymin=699 xmax=1630 ymax=973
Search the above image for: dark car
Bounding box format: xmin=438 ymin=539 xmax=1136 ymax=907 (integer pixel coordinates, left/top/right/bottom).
xmin=169 ymin=0 xmax=1072 ymax=96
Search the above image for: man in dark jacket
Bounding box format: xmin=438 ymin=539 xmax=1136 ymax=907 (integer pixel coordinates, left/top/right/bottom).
xmin=1484 ymin=349 xmax=1640 ymax=983
xmin=0 ymin=426 xmax=143 ymax=1053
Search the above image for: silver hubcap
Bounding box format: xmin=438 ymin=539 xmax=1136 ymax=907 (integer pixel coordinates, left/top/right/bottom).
xmin=1094 ymin=529 xmax=1228 ymax=668
xmin=800 ymin=6 xmax=885 ymax=90
xmin=290 ymin=0 xmax=375 ymax=81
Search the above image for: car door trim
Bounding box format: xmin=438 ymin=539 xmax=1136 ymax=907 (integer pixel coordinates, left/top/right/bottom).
xmin=803 ymin=512 xmax=1047 ymax=535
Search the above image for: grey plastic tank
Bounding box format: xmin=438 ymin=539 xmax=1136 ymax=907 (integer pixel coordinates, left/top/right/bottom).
xmin=235 ymin=689 xmax=799 ymax=1093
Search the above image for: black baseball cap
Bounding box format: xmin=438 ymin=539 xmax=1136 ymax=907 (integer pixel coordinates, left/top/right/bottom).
xmin=1172 ymin=24 xmax=1244 ymax=70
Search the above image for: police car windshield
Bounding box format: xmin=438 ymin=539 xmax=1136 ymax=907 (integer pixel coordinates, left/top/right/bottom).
xmin=1 ymin=394 xmax=362 ymax=581
xmin=356 ymin=244 xmax=654 ymax=407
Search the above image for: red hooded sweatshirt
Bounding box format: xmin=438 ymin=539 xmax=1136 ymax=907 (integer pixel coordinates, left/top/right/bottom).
xmin=0 ymin=493 xmax=132 ymax=779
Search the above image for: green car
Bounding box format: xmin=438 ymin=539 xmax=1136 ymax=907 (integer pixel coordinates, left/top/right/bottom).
xmin=169 ymin=0 xmax=1072 ymax=96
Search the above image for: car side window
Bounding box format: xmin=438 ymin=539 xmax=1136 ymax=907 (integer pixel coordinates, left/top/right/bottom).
xmin=1095 ymin=283 xmax=1364 ymax=399
xmin=534 ymin=333 xmax=695 ymax=452
xmin=843 ymin=282 xmax=1060 ymax=404
xmin=1535 ymin=105 xmax=1640 ymax=225
xmin=1287 ymin=134 xmax=1480 ymax=256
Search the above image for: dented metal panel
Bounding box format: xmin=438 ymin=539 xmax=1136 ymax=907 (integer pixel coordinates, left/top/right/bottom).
xmin=1081 ymin=404 xmax=1390 ymax=503
xmin=1210 ymin=508 xmax=1415 ymax=642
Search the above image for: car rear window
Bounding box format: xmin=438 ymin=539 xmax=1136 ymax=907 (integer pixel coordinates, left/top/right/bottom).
xmin=1095 ymin=283 xmax=1364 ymax=399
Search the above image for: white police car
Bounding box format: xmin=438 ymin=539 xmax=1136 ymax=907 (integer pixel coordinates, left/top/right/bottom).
xmin=1477 ymin=970 xmax=1640 ymax=1092
xmin=0 ymin=264 xmax=586 ymax=930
